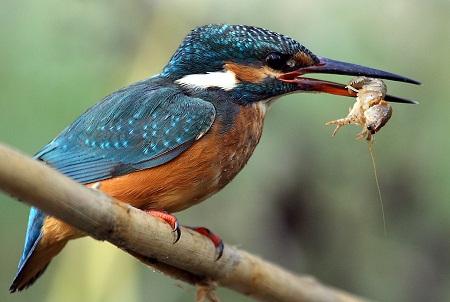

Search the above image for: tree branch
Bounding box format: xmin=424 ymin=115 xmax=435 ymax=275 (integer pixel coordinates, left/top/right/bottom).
xmin=0 ymin=143 xmax=371 ymax=302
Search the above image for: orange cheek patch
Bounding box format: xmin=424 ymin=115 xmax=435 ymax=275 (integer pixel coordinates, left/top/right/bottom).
xmin=224 ymin=62 xmax=281 ymax=84
xmin=294 ymin=52 xmax=316 ymax=66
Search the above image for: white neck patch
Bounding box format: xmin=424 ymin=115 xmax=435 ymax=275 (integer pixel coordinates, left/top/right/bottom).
xmin=175 ymin=70 xmax=238 ymax=91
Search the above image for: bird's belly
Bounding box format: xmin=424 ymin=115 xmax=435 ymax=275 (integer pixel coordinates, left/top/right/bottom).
xmin=97 ymin=102 xmax=266 ymax=213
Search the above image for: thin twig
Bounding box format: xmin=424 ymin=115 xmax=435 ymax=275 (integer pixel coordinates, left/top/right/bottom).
xmin=0 ymin=143 xmax=371 ymax=302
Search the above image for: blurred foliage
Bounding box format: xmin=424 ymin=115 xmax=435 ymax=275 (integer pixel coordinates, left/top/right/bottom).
xmin=1 ymin=0 xmax=449 ymax=301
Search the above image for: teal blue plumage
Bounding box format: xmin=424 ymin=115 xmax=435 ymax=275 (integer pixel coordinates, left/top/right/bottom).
xmin=162 ymin=24 xmax=315 ymax=78
xmin=36 ymin=81 xmax=216 ymax=184
xmin=12 ymin=78 xmax=216 ymax=291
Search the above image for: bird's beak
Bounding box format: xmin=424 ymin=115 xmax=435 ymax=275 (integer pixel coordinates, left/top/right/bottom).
xmin=278 ymin=56 xmax=420 ymax=104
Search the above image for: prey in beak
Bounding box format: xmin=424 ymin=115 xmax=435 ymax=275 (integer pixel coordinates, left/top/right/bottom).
xmin=278 ymin=56 xmax=420 ymax=104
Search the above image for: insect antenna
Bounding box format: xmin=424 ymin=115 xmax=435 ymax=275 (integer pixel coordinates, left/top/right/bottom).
xmin=368 ymin=139 xmax=387 ymax=236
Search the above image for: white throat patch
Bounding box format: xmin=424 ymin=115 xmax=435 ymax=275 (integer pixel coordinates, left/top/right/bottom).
xmin=175 ymin=70 xmax=238 ymax=91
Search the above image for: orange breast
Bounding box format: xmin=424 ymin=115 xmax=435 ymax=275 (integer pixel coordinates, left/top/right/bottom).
xmin=96 ymin=102 xmax=267 ymax=213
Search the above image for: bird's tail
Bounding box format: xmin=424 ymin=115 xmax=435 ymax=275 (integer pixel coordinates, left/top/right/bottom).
xmin=10 ymin=208 xmax=82 ymax=292
xmin=9 ymin=239 xmax=67 ymax=292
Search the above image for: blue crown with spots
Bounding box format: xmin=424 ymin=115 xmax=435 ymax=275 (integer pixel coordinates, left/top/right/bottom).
xmin=161 ymin=24 xmax=315 ymax=78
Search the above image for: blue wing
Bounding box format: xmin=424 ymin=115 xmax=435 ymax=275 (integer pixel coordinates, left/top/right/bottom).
xmin=14 ymin=81 xmax=216 ymax=285
xmin=35 ymin=81 xmax=216 ymax=184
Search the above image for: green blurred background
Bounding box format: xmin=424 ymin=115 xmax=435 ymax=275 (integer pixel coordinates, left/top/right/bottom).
xmin=1 ymin=0 xmax=449 ymax=301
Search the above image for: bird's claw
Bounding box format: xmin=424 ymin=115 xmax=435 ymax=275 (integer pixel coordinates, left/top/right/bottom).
xmin=188 ymin=226 xmax=224 ymax=260
xmin=145 ymin=210 xmax=181 ymax=243
xmin=143 ymin=212 xmax=223 ymax=257
xmin=172 ymin=221 xmax=181 ymax=243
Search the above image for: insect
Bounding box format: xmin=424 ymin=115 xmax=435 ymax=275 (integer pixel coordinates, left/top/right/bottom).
xmin=326 ymin=76 xmax=392 ymax=140
xmin=326 ymin=76 xmax=392 ymax=234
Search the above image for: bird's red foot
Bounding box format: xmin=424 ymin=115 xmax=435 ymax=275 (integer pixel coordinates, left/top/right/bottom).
xmin=146 ymin=210 xmax=181 ymax=243
xmin=188 ymin=227 xmax=224 ymax=260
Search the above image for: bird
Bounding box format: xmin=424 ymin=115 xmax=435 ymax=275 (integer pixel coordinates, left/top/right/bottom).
xmin=9 ymin=24 xmax=419 ymax=292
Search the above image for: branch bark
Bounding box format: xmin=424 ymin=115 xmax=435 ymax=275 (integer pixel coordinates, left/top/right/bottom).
xmin=0 ymin=143 xmax=371 ymax=302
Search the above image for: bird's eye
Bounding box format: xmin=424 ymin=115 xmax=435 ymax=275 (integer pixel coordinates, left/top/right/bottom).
xmin=265 ymin=52 xmax=297 ymax=71
xmin=265 ymin=52 xmax=287 ymax=70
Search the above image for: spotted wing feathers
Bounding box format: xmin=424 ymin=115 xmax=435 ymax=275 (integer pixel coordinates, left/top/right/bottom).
xmin=36 ymin=82 xmax=216 ymax=184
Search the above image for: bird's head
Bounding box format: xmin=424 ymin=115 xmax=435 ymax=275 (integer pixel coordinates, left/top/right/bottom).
xmin=162 ymin=24 xmax=419 ymax=104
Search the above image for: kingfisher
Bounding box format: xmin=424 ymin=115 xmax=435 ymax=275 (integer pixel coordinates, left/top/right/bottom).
xmin=10 ymin=24 xmax=419 ymax=292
